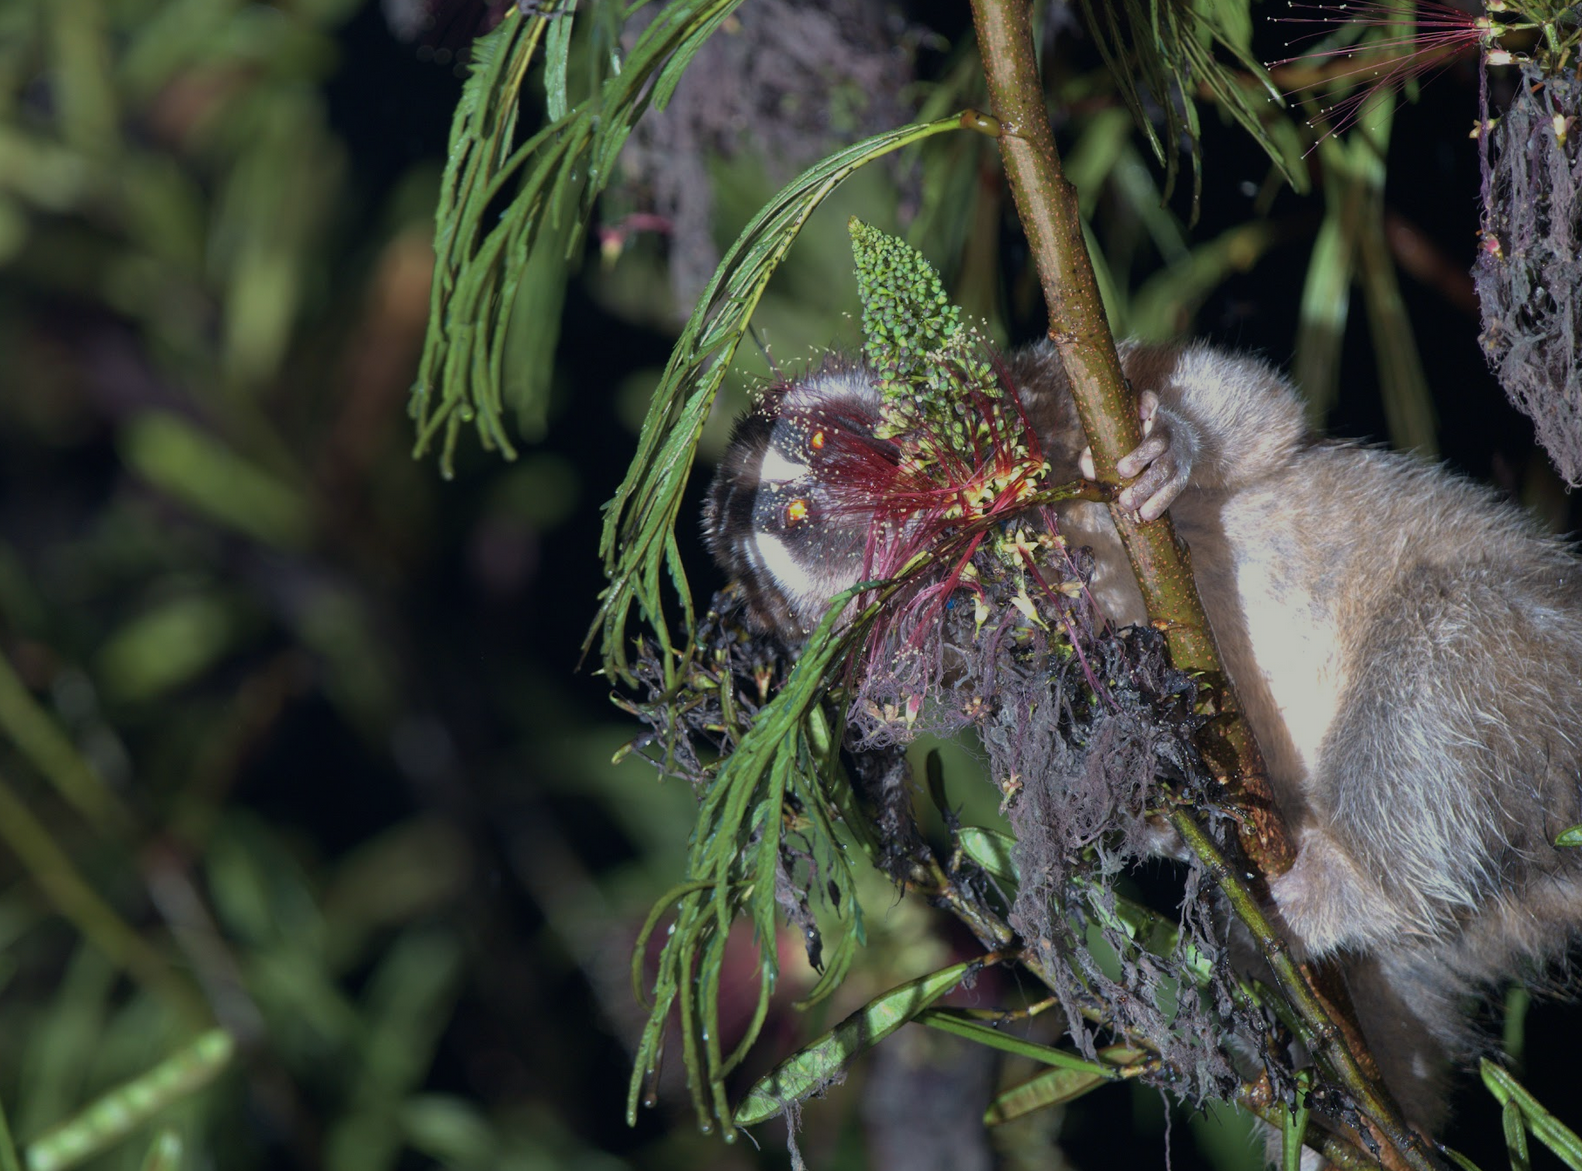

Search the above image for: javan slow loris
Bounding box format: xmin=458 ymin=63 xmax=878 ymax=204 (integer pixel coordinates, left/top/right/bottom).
xmin=703 ymin=340 xmax=1582 ymax=1131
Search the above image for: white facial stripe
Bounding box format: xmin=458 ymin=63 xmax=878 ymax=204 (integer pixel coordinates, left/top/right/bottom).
xmin=758 ymin=447 xmax=810 ymax=484
xmin=739 ymin=537 xmax=764 ymax=576
xmin=750 ymin=532 xmax=817 ymax=606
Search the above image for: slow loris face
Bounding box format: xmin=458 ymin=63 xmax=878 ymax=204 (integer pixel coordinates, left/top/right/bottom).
xmin=703 ymin=353 xmax=1177 ymax=640
xmin=703 ymin=368 xmax=903 ymax=635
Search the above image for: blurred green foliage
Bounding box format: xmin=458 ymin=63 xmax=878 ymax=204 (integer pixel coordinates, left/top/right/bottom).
xmin=0 ymin=0 xmax=695 ymax=1167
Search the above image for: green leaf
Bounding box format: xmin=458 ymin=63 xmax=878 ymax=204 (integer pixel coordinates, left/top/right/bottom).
xmin=399 ymin=1095 xmax=497 ymax=1167
xmin=733 ymin=958 xmax=982 ymax=1127
xmin=626 ymin=586 xmax=879 ymax=1135
xmin=14 ymin=945 xmax=117 ymax=1143
xmin=1293 ymin=143 xmax=1362 ymax=424
xmin=414 ymin=0 xmax=750 ymax=476
xmin=588 ymin=113 xmax=964 ymax=686
xmin=957 ymin=825 xmax=1020 ymax=885
xmin=955 ymin=826 xmax=1213 ymax=987
xmin=1439 ymin=1148 xmax=1486 ymax=1171
xmin=120 ymin=413 xmax=310 ymax=549
xmin=1073 ymin=0 xmax=1304 ymax=221
xmin=1481 ymin=1060 xmax=1582 ymax=1170
xmin=920 ymin=1008 xmax=1137 ymax=1072
xmin=1293 ymin=27 xmax=1435 ymax=455
xmin=0 ymin=652 xmax=122 ymax=831
xmin=1281 ymin=1069 xmax=1313 ymax=1171
xmin=982 ymin=1045 xmax=1147 ymax=1123
xmin=1065 ymin=108 xmax=1136 ymax=219
xmin=25 ymin=1030 xmax=233 ymax=1171
xmin=212 ymin=87 xmax=338 ymax=391
xmin=43 ymin=0 xmax=116 ymax=153
xmin=988 ymin=1067 xmax=1106 ymax=1122
xmin=1129 ymin=221 xmax=1281 ymax=342
xmin=96 ymin=593 xmax=239 ymax=703
xmin=1350 ymin=99 xmax=1436 ymax=456
xmin=0 ymin=1092 xmax=21 ymax=1171
xmin=323 ymin=930 xmax=465 ymax=1171
xmin=136 ymin=1131 xmax=181 ymax=1171
xmin=1504 ymin=1097 xmax=1532 ymax=1171
xmin=1503 ymin=984 xmax=1531 ymax=1069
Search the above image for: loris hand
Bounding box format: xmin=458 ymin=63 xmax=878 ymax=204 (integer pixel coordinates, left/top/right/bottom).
xmin=1078 ymin=390 xmax=1195 ymax=521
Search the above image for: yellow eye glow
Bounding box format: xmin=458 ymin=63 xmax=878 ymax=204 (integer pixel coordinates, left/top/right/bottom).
xmin=786 ymin=499 xmax=809 ymax=525
xmin=811 ymin=430 xmax=826 ymax=450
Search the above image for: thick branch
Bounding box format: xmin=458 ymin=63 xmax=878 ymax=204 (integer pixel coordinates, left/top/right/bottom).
xmin=965 ymin=3 xmax=1431 ymax=1167
xmin=969 ymin=0 xmax=1286 ymax=871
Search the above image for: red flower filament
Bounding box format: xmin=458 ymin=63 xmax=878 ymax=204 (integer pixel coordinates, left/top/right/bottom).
xmin=1270 ymin=0 xmax=1503 ymax=144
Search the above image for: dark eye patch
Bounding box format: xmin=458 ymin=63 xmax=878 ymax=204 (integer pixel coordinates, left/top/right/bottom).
xmin=752 ymin=482 xmax=821 ymax=535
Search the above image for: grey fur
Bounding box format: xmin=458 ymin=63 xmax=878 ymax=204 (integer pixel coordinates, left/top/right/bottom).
xmin=705 ymin=340 xmax=1582 ymax=1133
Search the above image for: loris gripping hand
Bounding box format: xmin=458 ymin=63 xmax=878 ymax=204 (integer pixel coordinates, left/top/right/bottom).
xmin=1077 ymin=390 xmax=1197 ymax=521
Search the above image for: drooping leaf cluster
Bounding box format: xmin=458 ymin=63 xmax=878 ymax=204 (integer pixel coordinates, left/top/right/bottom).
xmin=413 ymin=0 xmax=748 ymax=476
xmin=587 ymin=118 xmax=963 ymax=688
xmin=618 ymin=586 xmax=879 ymax=1135
xmin=1076 ymin=0 xmax=1305 ymax=219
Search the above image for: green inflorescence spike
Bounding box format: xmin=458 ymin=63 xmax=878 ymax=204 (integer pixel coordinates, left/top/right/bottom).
xmin=847 ymin=219 xmax=1006 ymax=454
xmin=849 ymin=217 xmax=962 ymax=389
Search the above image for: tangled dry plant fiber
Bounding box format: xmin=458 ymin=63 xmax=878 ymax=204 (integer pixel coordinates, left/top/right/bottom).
xmin=1476 ymin=61 xmax=1582 ymax=484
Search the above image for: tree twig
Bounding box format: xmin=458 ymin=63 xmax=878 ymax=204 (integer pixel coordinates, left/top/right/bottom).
xmin=964 ymin=3 xmax=1433 ymax=1167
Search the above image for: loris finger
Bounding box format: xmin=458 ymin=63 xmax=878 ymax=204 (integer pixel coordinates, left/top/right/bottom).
xmin=1116 ymin=431 xmax=1171 ymax=480
xmin=1083 ymin=438 xmax=1183 ymax=521
xmin=1122 ymin=394 xmax=1190 ymax=519
xmin=1117 ymin=454 xmax=1186 ymax=520
xmin=1078 ymin=392 xmax=1165 ymax=484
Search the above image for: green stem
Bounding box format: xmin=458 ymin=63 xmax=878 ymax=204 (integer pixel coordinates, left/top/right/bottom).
xmin=966 ymin=1 xmax=1427 ymax=1165
xmin=0 ymin=769 xmax=204 ymax=1024
xmin=0 ymin=652 xmax=132 ymax=835
xmin=1172 ymin=812 xmax=1434 ymax=1171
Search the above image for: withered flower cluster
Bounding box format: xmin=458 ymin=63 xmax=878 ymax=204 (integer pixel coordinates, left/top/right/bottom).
xmin=1476 ymin=60 xmax=1582 ymax=485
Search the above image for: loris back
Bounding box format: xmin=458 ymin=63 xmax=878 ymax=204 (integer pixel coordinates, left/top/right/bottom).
xmin=707 ymin=339 xmax=1582 ymax=1130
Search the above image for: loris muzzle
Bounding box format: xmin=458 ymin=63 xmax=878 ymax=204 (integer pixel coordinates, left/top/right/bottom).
xmin=703 ymin=339 xmax=1582 ymax=1135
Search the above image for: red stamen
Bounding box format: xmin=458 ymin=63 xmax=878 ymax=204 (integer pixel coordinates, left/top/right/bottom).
xmin=1270 ymin=1 xmax=1498 ymax=144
